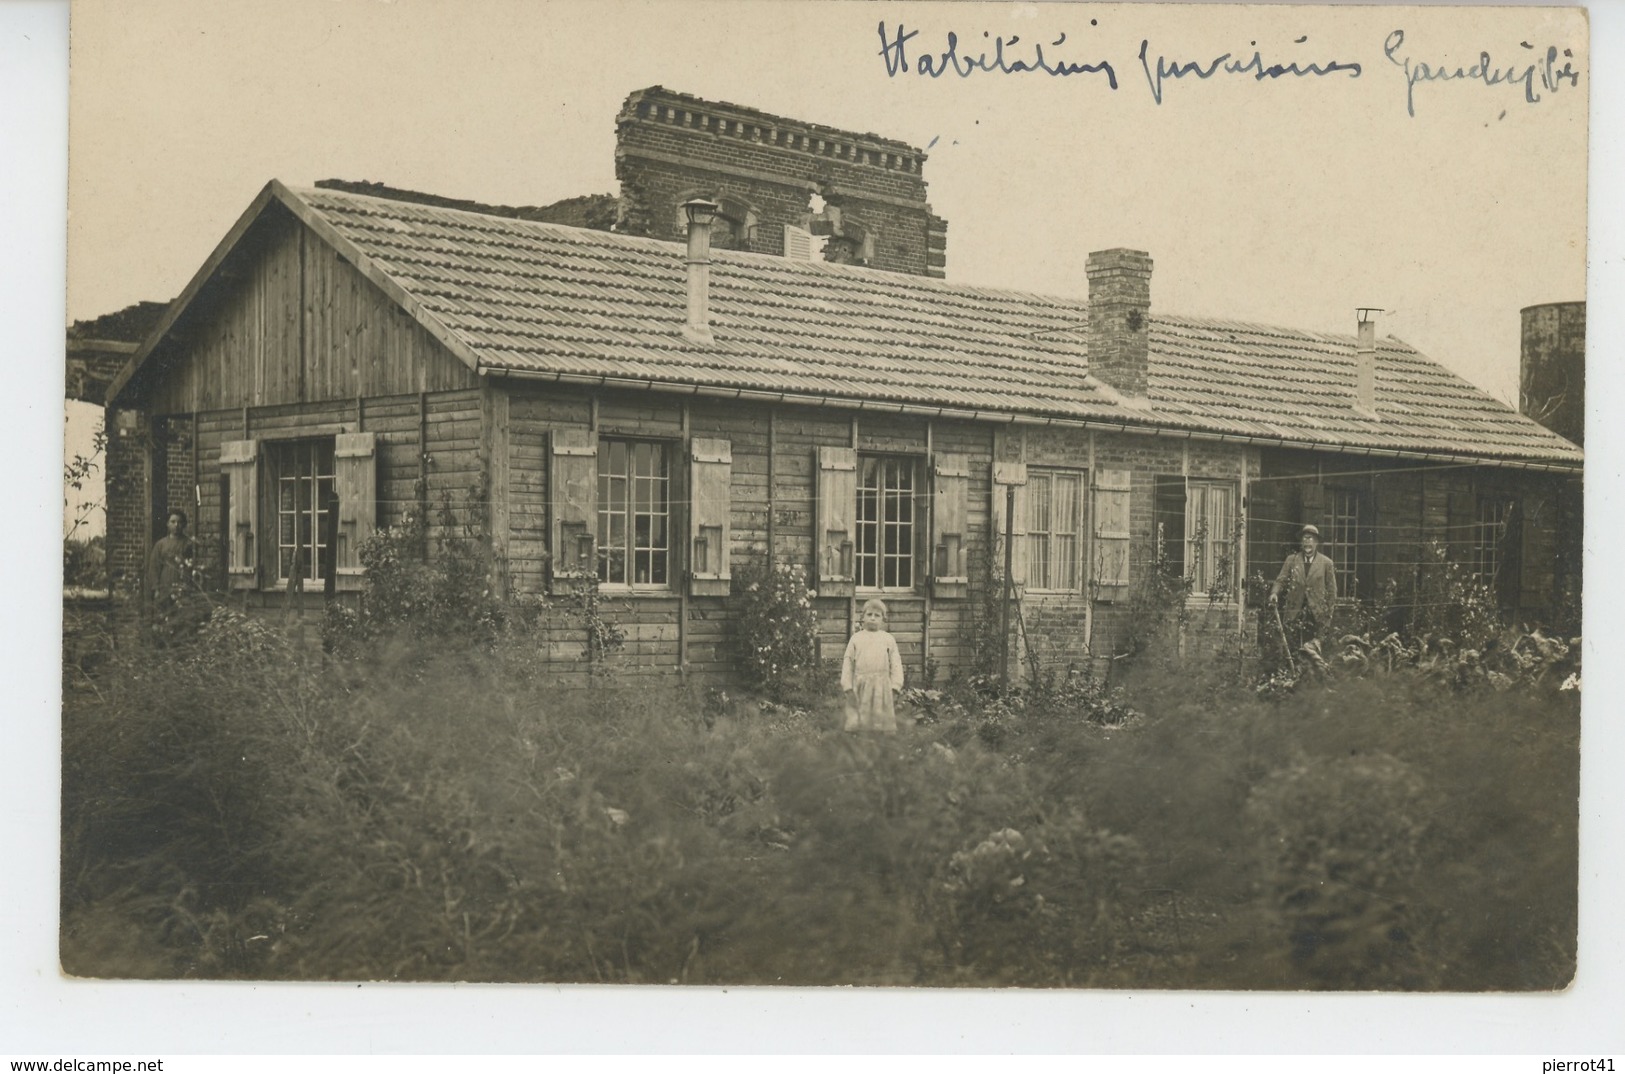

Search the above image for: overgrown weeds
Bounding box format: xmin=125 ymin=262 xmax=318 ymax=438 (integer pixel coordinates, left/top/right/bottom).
xmin=62 ymin=532 xmax=1578 ymax=988
xmin=62 ymin=615 xmax=1577 ymax=988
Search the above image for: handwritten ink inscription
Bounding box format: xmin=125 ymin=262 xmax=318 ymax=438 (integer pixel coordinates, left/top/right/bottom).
xmin=875 ymin=22 xmax=1582 ymax=117
xmin=877 ymin=22 xmax=1119 ymax=87
xmin=1383 ymin=30 xmax=1581 ymax=117
xmin=1137 ymin=37 xmax=1359 ymax=104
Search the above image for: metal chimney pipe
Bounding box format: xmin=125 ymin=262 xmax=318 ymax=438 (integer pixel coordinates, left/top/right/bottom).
xmin=682 ymin=198 xmax=720 ymax=345
xmin=1356 ymin=308 xmax=1381 ymax=415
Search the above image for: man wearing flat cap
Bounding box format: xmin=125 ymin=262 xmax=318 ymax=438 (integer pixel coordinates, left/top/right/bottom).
xmin=1268 ymin=523 xmax=1338 ymax=657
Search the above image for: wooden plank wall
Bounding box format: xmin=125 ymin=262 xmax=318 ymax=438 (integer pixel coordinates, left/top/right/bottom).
xmin=493 ymin=385 xmax=1011 ymax=683
xmin=145 ymin=204 xmax=478 ymax=416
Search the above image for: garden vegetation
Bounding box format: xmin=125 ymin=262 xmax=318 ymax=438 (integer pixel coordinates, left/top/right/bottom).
xmin=61 ymin=530 xmax=1579 ymax=989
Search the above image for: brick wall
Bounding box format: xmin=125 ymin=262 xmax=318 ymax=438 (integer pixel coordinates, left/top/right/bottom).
xmin=615 ymin=87 xmax=945 ymax=277
xmin=104 ymin=408 xmax=150 ymax=611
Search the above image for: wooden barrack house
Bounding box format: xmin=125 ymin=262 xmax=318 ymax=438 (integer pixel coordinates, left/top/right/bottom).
xmin=99 ymin=91 xmax=1582 ymax=677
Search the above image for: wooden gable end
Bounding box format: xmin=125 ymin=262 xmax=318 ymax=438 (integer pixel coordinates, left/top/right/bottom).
xmin=139 ymin=201 xmax=478 ymax=415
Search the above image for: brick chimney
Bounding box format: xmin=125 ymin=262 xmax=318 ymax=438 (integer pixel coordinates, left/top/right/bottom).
xmin=1086 ymin=249 xmax=1153 ymax=398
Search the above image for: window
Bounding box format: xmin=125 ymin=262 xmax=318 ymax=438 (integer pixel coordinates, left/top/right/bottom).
xmin=1327 ymin=488 xmax=1364 ymax=602
xmin=1153 ymin=476 xmax=1237 ymax=599
xmin=1184 ymin=481 xmax=1237 ymax=598
xmin=1474 ymin=494 xmax=1518 ymax=592
xmin=271 ymin=440 xmax=336 ymax=587
xmin=856 ymin=455 xmax=916 ymax=589
xmin=597 ymin=439 xmax=670 ymax=587
xmin=1025 ymin=468 xmax=1084 ymax=590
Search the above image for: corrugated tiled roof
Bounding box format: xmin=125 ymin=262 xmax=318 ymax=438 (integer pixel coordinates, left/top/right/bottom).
xmin=295 ymin=186 xmax=1582 ymax=466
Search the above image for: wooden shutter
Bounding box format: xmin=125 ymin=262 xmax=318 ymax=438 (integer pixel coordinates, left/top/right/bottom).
xmin=1447 ymin=489 xmax=1474 ymax=569
xmin=1520 ymin=493 xmax=1550 ymax=613
xmin=991 ymin=460 xmax=1028 ymax=588
xmin=220 ymin=438 xmax=259 ymax=590
xmin=333 ymin=432 xmax=377 ymax=592
xmin=1299 ymin=482 xmax=1327 ymax=531
xmin=1357 ymin=491 xmax=1378 ymax=602
xmin=689 ymin=437 xmax=732 ymax=596
xmin=816 ymin=446 xmax=857 ymax=597
xmin=932 ymin=452 xmax=969 ymax=597
xmin=550 ymin=427 xmax=599 ymax=592
xmin=1092 ymin=467 xmax=1131 ymax=597
xmin=1153 ymin=475 xmax=1187 ymax=580
xmin=783 ymin=225 xmax=814 ymax=261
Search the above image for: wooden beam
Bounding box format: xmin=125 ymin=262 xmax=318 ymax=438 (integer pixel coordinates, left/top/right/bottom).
xmin=767 ymin=408 xmax=777 ymax=567
xmin=483 ymin=381 xmax=510 ymax=599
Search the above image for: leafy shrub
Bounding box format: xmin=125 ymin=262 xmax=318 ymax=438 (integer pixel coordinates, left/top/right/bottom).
xmin=1247 ymin=751 xmax=1433 ymax=989
xmin=64 ymin=535 xmax=108 ymax=590
xmin=332 ymin=509 xmax=504 ymax=648
xmin=731 ymin=559 xmax=819 ymax=702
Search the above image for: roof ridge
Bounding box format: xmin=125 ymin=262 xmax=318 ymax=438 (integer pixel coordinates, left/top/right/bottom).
xmin=294 ymin=182 xmax=1090 ymax=307
xmin=269 ymin=183 xmax=1580 ymax=465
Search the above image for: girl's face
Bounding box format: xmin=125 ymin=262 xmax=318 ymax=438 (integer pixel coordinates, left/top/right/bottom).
xmin=862 ymin=608 xmax=885 ymax=631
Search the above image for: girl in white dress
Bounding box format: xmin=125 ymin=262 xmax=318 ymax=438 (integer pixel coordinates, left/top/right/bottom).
xmin=841 ymin=598 xmax=905 ymax=733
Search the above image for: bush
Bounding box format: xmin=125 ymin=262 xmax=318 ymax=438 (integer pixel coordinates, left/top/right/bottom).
xmin=731 ymin=559 xmax=819 ymax=702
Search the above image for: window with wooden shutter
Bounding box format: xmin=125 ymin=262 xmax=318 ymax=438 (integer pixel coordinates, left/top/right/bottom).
xmin=816 ymin=446 xmax=857 ymax=597
xmin=689 ymin=437 xmax=732 ymax=596
xmin=990 ymin=460 xmax=1028 ymax=589
xmin=220 ymin=439 xmax=259 ymax=590
xmin=931 ymin=452 xmax=969 ymax=597
xmin=333 ymin=432 xmax=377 ymax=592
xmin=550 ymin=427 xmax=599 ymax=592
xmin=1091 ymin=467 xmax=1131 ymax=596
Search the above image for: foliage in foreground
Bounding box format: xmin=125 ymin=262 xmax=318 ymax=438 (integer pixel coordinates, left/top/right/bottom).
xmin=62 ymin=608 xmax=1578 ymax=989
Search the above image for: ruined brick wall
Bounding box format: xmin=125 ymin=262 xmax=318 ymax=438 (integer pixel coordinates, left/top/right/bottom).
xmin=614 ymin=86 xmax=947 ymax=277
xmin=1520 ymin=302 xmax=1584 ymax=447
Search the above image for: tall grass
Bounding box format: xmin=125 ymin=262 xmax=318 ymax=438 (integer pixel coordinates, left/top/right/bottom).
xmin=61 ymin=613 xmax=1577 ymax=988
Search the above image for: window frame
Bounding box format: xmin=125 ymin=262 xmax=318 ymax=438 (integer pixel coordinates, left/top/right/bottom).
xmin=595 ymin=436 xmax=676 ymax=592
xmin=1326 ymin=486 xmax=1372 ymax=604
xmin=1473 ymin=492 xmax=1520 ymax=598
xmin=266 ymin=437 xmax=338 ymax=592
xmin=1183 ymin=478 xmax=1239 ymax=601
xmin=855 ymin=453 xmax=921 ymax=593
xmin=1024 ymin=466 xmax=1086 ymax=593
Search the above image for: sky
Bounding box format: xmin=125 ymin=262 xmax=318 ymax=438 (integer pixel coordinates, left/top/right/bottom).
xmin=16 ymin=0 xmax=1625 ymax=1056
xmin=66 ymin=1 xmax=1588 ymax=394
xmin=60 ymin=1 xmax=1591 ymax=534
